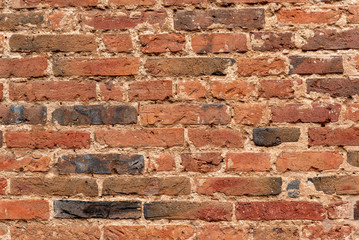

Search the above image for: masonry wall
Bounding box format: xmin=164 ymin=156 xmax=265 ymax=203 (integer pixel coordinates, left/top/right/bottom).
xmin=0 ymin=0 xmax=358 ymax=239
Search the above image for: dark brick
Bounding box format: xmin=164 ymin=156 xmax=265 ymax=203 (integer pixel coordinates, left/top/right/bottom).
xmin=0 ymin=105 xmax=46 ymax=125
xmin=102 ymin=177 xmax=191 ymax=196
xmin=58 ymin=154 xmax=144 ymax=175
xmin=354 ymin=201 xmax=359 ymax=220
xmin=0 ymin=13 xmax=45 ymax=30
xmin=253 ymin=128 xmax=300 ymax=147
xmin=307 ymin=78 xmax=359 ymax=97
xmin=52 ymin=105 xmax=137 ymax=126
xmin=144 ymin=201 xmax=232 ymax=221
xmin=54 ymin=200 xmax=141 ymax=219
xmin=309 ymin=176 xmax=359 ymax=195
xmin=251 ymin=32 xmax=294 ymax=51
xmin=287 ymin=180 xmax=300 ymax=198
xmin=174 ymin=9 xmax=265 ymax=30
xmin=10 ymin=177 xmax=98 ymax=196
xmin=145 ymin=58 xmax=234 ymax=76
xmin=289 ymin=56 xmax=343 ymax=75
xmin=347 ymin=151 xmax=359 ymax=167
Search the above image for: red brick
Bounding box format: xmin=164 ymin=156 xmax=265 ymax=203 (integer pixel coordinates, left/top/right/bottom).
xmin=188 ymin=129 xmax=244 ymax=148
xmin=48 ymin=12 xmax=74 ymax=30
xmin=276 ymin=152 xmax=343 ymax=172
xmin=327 ymin=201 xmax=350 ymax=220
xmin=234 ymin=104 xmax=265 ymax=125
xmin=81 ymin=10 xmax=167 ymax=30
xmin=0 ymin=57 xmax=47 ymax=78
xmin=0 ymin=12 xmax=45 ymax=31
xmin=140 ymin=34 xmax=185 ymax=53
xmin=351 ymin=55 xmax=359 ymax=72
xmin=149 ymin=153 xmax=175 ymax=171
xmin=310 ymin=176 xmax=359 ymax=195
xmin=6 ymin=130 xmax=90 ymax=149
xmin=277 ymin=7 xmax=341 ymax=24
xmin=226 ymin=153 xmax=270 ymax=172
xmin=95 ymin=129 xmax=184 ymax=147
xmin=306 ymin=78 xmax=359 ymax=97
xmin=289 ymin=56 xmax=343 ymax=75
xmin=102 ymin=34 xmax=133 ymax=52
xmin=177 ymin=81 xmax=206 ymax=100
xmin=0 ymin=178 xmax=6 ymax=195
xmin=181 ymin=152 xmax=222 ymax=173
xmin=0 ymin=83 xmax=3 ymax=101
xmin=253 ymin=226 xmax=299 ymax=240
xmin=12 ymin=0 xmax=97 ymax=8
xmin=0 ymin=154 xmax=50 ymax=172
xmin=104 ymin=225 xmax=194 ymax=240
xmin=10 ymin=81 xmax=96 ymax=101
xmin=11 ymin=225 xmax=101 ymax=240
xmin=100 ymin=83 xmax=123 ymax=101
xmin=0 ymin=35 xmax=4 ymax=53
xmin=197 ymin=225 xmax=248 ymax=240
xmin=0 ymin=200 xmax=49 ymax=219
xmin=302 ymin=225 xmax=354 ymax=240
xmin=348 ymin=5 xmax=359 ymax=24
xmin=129 ymin=80 xmax=172 ymax=101
xmin=271 ymin=104 xmax=341 ymax=123
xmin=109 ymin=0 xmax=156 ymax=6
xmin=309 ymin=127 xmax=359 ymax=146
xmin=222 ymin=0 xmax=304 ymax=2
xmin=140 ymin=104 xmax=230 ymax=125
xmin=259 ymin=79 xmax=298 ymax=99
xmin=211 ymin=81 xmax=254 ymax=100
xmin=192 ymin=33 xmax=247 ymax=53
xmin=235 ymin=201 xmax=325 ymax=220
xmin=53 ymin=58 xmax=139 ymax=76
xmin=238 ymin=57 xmax=286 ymax=76
xmin=164 ymin=0 xmax=206 ymax=5
xmin=251 ymin=32 xmax=294 ymax=51
xmin=196 ymin=177 xmax=281 ymax=196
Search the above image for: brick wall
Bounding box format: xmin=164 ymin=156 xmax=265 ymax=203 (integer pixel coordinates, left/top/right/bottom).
xmin=0 ymin=0 xmax=358 ymax=239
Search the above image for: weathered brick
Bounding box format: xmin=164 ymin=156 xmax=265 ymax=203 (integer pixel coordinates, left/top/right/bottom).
xmin=53 ymin=58 xmax=139 ymax=76
xmin=277 ymin=7 xmax=341 ymax=24
xmin=259 ymin=79 xmax=298 ymax=99
xmin=234 ymin=104 xmax=265 ymax=125
xmin=211 ymin=81 xmax=254 ymax=100
xmin=0 ymin=57 xmax=47 ymax=78
xmin=0 ymin=154 xmax=50 ymax=172
xmin=164 ymin=0 xmax=206 ymax=5
xmin=140 ymin=104 xmax=230 ymax=125
xmin=12 ymin=0 xmax=98 ymax=8
xmin=253 ymin=226 xmax=299 ymax=240
xmin=197 ymin=225 xmax=248 ymax=240
xmin=177 ymin=81 xmax=206 ymax=100
xmin=221 ymin=0 xmax=305 ymax=2
xmin=0 ymin=178 xmax=6 ymax=195
xmin=251 ymin=32 xmax=294 ymax=51
xmin=327 ymin=201 xmax=350 ymax=219
xmin=348 ymin=151 xmax=359 ymax=167
xmin=100 ymin=83 xmax=123 ymax=101
xmin=310 ymin=176 xmax=359 ymax=194
xmin=54 ymin=200 xmax=141 ymax=219
xmin=48 ymin=12 xmax=74 ymax=30
xmin=6 ymin=130 xmax=90 ymax=149
xmin=10 ymin=34 xmax=97 ymax=52
xmin=58 ymin=154 xmax=144 ymax=175
xmin=129 ymin=80 xmax=172 ymax=101
xmin=145 ymin=58 xmax=234 ymax=76
xmin=174 ymin=9 xmax=264 ymax=30
xmin=302 ymin=225 xmax=354 ymax=240
xmin=52 ymin=105 xmax=137 ymax=125
xmin=235 ymin=201 xmax=325 ymax=220
xmin=140 ymin=34 xmax=185 ymax=53
xmin=253 ymin=128 xmax=300 ymax=147
xmin=149 ymin=153 xmax=175 ymax=171
xmin=307 ymin=78 xmax=359 ymax=97
xmin=348 ymin=5 xmax=359 ymax=24
xmin=345 ymin=104 xmax=359 ymax=121
xmin=181 ymin=152 xmax=222 ymax=172
xmin=102 ymin=34 xmax=133 ymax=52
xmin=0 ymin=12 xmax=45 ymax=30
xmin=289 ymin=56 xmax=343 ymax=75
xmin=192 ymin=33 xmax=247 ymax=53
xmin=0 ymin=105 xmax=46 ymax=125
xmin=271 ymin=104 xmax=341 ymax=123
xmin=238 ymin=57 xmax=286 ymax=76
xmin=144 ymin=201 xmax=232 ymax=221
xmin=189 ymin=129 xmax=244 ymax=148
xmin=226 ymin=153 xmax=270 ymax=172
xmin=81 ymin=10 xmax=167 ymax=30
xmin=0 ymin=200 xmax=49 ymax=219
xmin=11 ymin=225 xmax=101 ymax=240
xmin=102 ymin=177 xmax=191 ymax=196
xmin=196 ymin=177 xmax=282 ymax=196
xmin=10 ymin=81 xmax=96 ymax=101
xmin=277 ymin=152 xmax=343 ymax=172
xmin=309 ymin=127 xmax=359 ymax=146
xmin=104 ymin=225 xmax=194 ymax=240
xmin=109 ymin=0 xmax=156 ymax=6
xmin=95 ymin=129 xmax=184 ymax=147
xmin=10 ymin=177 xmax=98 ymax=196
